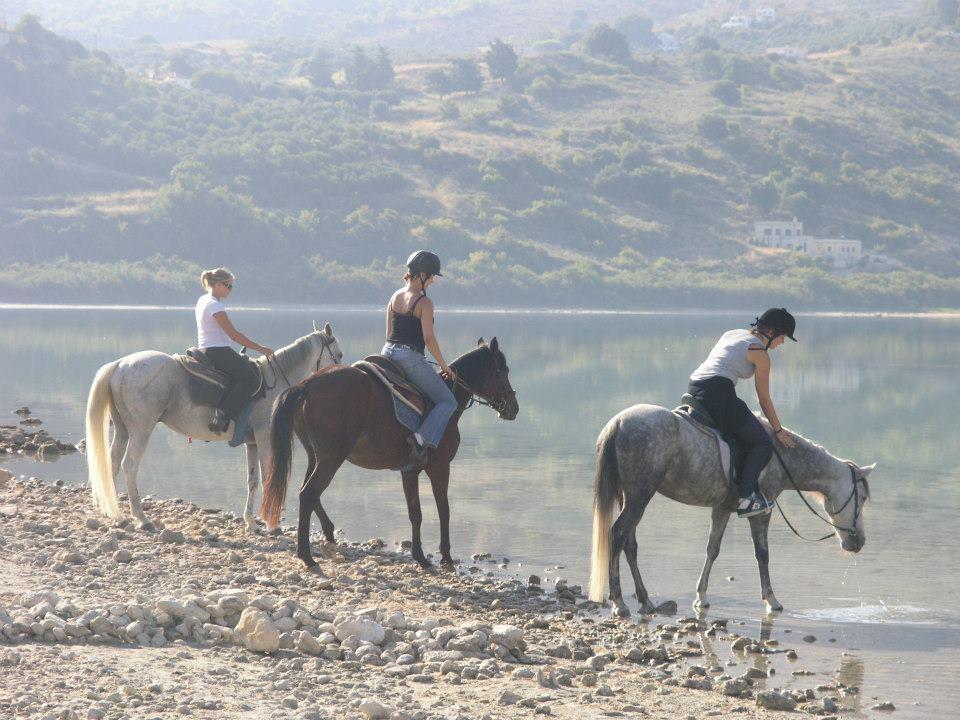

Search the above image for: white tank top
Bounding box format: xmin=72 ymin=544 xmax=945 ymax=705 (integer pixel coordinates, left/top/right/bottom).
xmin=690 ymin=329 xmax=764 ymax=385
xmin=195 ymin=293 xmax=232 ymax=349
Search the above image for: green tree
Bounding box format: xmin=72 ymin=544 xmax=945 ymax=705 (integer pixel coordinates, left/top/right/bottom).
xmin=936 ymin=0 xmax=959 ymax=24
xmin=582 ymin=24 xmax=631 ymax=63
xmin=614 ymin=15 xmax=657 ymax=49
xmin=484 ymin=39 xmax=518 ymax=82
xmin=426 ymin=68 xmax=454 ymax=97
xmin=711 ymin=81 xmax=741 ymax=105
xmin=303 ymin=50 xmax=333 ymax=87
xmin=450 ymin=59 xmax=483 ymax=94
xmin=345 ymin=46 xmax=394 ymax=90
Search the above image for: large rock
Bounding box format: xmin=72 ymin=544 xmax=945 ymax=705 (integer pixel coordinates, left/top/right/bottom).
xmin=234 ymin=608 xmax=280 ymax=653
xmin=358 ymin=699 xmax=393 ymax=719
xmin=755 ymin=691 xmax=797 ymax=711
xmin=334 ymin=618 xmax=385 ymax=645
xmin=489 ymin=624 xmax=523 ymax=650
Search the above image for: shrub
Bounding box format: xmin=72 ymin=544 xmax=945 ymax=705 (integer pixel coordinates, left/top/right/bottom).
xmin=582 ymin=24 xmax=631 ymax=63
xmin=711 ymin=81 xmax=741 ymax=105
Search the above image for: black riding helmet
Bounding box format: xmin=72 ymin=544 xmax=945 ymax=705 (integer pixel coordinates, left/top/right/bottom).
xmin=406 ymin=250 xmax=442 ymax=278
xmin=753 ymin=307 xmax=797 ymax=342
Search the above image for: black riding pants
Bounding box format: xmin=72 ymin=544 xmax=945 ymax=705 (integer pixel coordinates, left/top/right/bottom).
xmin=688 ymin=376 xmax=773 ymax=497
xmin=202 ymin=346 xmax=259 ymax=420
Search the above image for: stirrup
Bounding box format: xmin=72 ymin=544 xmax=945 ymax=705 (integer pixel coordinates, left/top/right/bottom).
xmin=228 ymin=400 xmax=255 ymax=447
xmin=737 ymin=493 xmax=772 ymax=518
xmin=208 ymin=409 xmax=229 ymax=433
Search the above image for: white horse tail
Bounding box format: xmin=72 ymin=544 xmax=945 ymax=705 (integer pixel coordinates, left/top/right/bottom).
xmin=589 ymin=420 xmax=622 ymax=602
xmin=85 ymin=360 xmax=123 ymax=519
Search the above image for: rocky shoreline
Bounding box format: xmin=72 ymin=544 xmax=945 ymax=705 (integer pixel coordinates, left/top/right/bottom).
xmin=0 ymin=471 xmax=881 ymax=720
xmin=1 ymin=407 xmax=80 ymax=460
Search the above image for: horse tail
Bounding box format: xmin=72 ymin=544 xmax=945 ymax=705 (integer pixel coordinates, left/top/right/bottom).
xmin=259 ymin=383 xmax=308 ymax=527
xmin=589 ymin=419 xmax=621 ymax=602
xmin=85 ymin=360 xmax=123 ymax=519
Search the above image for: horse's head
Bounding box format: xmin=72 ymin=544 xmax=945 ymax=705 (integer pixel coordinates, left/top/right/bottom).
xmin=474 ymin=336 xmax=519 ymax=420
xmin=311 ymin=321 xmax=343 ymax=369
xmin=825 ymin=462 xmax=875 ymax=553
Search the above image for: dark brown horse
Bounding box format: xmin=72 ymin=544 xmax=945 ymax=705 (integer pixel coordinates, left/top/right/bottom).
xmin=259 ymin=338 xmax=519 ymax=569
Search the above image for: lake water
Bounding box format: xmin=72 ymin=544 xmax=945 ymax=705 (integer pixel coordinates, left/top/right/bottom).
xmin=1 ymin=305 xmax=958 ymax=717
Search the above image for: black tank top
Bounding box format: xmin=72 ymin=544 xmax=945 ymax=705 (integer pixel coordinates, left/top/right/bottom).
xmin=387 ymin=295 xmax=426 ymax=354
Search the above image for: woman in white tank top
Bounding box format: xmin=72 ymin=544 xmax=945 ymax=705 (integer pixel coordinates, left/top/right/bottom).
xmin=687 ymin=308 xmax=797 ymax=518
xmin=195 ymin=267 xmax=275 ymax=440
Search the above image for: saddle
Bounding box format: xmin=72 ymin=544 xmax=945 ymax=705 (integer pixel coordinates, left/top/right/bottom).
xmin=174 ymin=348 xmax=264 ymax=408
xmin=674 ymin=393 xmax=745 ymax=484
xmin=352 ymin=355 xmax=432 ymax=417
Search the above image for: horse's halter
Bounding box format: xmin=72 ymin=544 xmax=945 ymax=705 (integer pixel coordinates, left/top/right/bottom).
xmin=449 ymin=348 xmax=515 ymax=415
xmin=265 ymin=332 xmax=339 ymax=389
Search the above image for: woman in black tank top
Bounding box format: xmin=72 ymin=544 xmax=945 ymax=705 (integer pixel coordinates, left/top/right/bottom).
xmin=381 ymin=251 xmax=458 ymax=464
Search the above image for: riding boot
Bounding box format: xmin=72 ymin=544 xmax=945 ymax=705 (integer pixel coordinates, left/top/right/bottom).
xmin=405 ymin=435 xmax=429 ymax=466
xmin=228 ymin=399 xmax=256 ymax=447
xmin=208 ymin=409 xmax=230 ymax=433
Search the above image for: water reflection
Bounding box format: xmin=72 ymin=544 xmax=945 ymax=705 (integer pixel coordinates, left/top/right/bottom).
xmin=1 ymin=307 xmax=959 ymax=718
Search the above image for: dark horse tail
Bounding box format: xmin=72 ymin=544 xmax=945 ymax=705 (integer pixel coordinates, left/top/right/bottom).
xmin=589 ymin=419 xmax=622 ymax=602
xmin=259 ymin=383 xmax=308 ymax=528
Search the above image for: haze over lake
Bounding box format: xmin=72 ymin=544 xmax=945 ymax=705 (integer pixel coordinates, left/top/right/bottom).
xmin=1 ymin=305 xmax=958 ymax=717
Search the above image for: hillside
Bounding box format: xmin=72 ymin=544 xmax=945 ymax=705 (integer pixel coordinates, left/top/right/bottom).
xmin=2 ymin=8 xmax=960 ymax=309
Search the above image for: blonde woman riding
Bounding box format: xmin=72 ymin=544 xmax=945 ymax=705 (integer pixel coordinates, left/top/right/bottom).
xmin=195 ymin=267 xmax=274 ymax=446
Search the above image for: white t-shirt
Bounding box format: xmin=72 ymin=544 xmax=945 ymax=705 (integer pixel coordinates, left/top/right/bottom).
xmin=195 ymin=293 xmax=232 ymax=349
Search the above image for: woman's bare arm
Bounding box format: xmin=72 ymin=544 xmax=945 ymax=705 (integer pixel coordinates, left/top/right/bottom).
xmin=749 ymin=347 xmax=794 ymax=447
xmin=419 ymin=299 xmax=454 ymax=378
xmin=213 ymin=312 xmax=274 ymax=358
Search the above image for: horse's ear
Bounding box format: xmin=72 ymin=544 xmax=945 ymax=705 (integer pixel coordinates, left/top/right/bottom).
xmin=477 ymin=337 xmax=485 ymax=346
xmin=489 ymin=336 xmax=499 ymax=353
xmin=324 ymin=322 xmax=333 ymax=336
xmin=313 ymin=320 xmax=319 ymax=332
xmin=859 ymin=463 xmax=877 ymax=477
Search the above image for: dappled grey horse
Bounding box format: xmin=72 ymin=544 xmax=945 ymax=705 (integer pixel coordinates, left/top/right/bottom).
xmin=589 ymin=404 xmax=875 ymax=616
xmin=84 ymin=323 xmax=343 ymax=532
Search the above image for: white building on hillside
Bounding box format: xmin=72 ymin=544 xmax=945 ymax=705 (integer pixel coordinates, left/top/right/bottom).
xmin=754 ymin=220 xmax=804 ymax=248
xmin=756 ymin=7 xmax=777 ymax=23
xmin=658 ymin=33 xmax=680 ymax=53
xmin=754 ymin=220 xmax=862 ymax=268
xmin=721 ymin=15 xmax=753 ymax=30
xmin=766 ymin=46 xmax=807 ymax=59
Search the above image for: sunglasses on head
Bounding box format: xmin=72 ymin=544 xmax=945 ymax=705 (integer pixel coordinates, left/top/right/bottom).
xmin=220 ymin=282 xmax=233 ymax=289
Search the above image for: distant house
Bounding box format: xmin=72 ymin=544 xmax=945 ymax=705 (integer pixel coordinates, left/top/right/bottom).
xmin=754 ymin=220 xmax=862 ymax=267
xmin=755 ymin=7 xmax=777 ymax=23
xmin=766 ymin=46 xmax=807 ymax=59
xmin=149 ymin=69 xmax=192 ymax=89
xmin=657 ymin=33 xmax=680 ymax=53
xmin=721 ymin=15 xmax=753 ymax=30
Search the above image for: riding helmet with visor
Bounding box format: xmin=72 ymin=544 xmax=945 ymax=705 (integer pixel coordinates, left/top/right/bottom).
xmin=406 ymin=250 xmax=442 ymax=278
xmin=752 ymin=307 xmax=797 ymax=342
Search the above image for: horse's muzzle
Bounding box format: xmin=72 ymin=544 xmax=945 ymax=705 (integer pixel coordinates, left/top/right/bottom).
xmin=841 ymin=533 xmax=865 ymax=553
xmin=498 ymin=399 xmax=519 ymax=421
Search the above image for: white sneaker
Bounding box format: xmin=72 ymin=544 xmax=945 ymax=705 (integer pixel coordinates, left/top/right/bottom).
xmin=737 ymin=492 xmax=773 ymax=518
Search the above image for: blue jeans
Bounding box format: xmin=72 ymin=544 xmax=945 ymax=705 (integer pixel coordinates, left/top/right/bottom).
xmin=382 ymin=343 xmax=457 ymax=448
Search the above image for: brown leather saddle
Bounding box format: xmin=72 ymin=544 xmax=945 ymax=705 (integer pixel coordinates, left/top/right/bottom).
xmin=353 ymin=355 xmax=430 ymax=416
xmin=174 ymin=348 xmax=264 ymax=408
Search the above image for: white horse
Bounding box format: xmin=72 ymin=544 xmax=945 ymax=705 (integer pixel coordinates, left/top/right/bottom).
xmin=84 ymin=322 xmax=343 ymax=532
xmin=588 ymin=404 xmax=875 ymax=616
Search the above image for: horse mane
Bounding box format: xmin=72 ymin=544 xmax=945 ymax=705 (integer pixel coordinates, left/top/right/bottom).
xmin=450 ymin=344 xmax=495 ymax=381
xmin=265 ymin=332 xmax=327 ymax=370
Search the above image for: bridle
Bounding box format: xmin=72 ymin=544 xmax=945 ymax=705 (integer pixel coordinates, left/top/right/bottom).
xmin=439 ymin=348 xmax=515 ymax=415
xmin=772 ymin=445 xmax=869 ymax=542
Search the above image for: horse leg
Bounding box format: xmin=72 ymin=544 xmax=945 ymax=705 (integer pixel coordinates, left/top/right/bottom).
xmin=297 ymin=457 xmax=344 ymax=570
xmin=623 ymin=528 xmax=654 ymax=613
xmin=748 ymin=512 xmax=783 ymax=612
xmin=243 ymin=440 xmax=260 ymax=533
xmin=609 ymin=495 xmax=653 ymax=617
xmin=694 ymin=505 xmax=732 ymax=609
xmin=108 ymin=407 xmax=128 ymax=488
xmin=401 ymin=469 xmax=430 ymax=568
xmin=425 ymin=463 xmax=454 ymax=568
xmin=300 ymin=434 xmax=336 ymax=542
xmin=119 ymin=426 xmax=155 ymax=532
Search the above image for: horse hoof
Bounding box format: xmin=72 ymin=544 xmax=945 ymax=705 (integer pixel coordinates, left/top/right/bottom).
xmin=613 ymin=602 xmax=631 ymax=618
xmin=305 ymin=563 xmax=326 ymax=576
xmin=765 ymin=601 xmax=784 ymax=614
xmin=139 ymin=521 xmax=156 ymax=534
xmin=268 ymin=526 xmax=283 ymax=537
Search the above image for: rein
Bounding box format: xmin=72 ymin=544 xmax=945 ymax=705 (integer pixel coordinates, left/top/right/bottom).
xmin=771 ymin=445 xmax=866 ymax=542
xmin=262 ymin=335 xmax=338 ymax=391
xmin=432 ymin=350 xmax=513 ymax=414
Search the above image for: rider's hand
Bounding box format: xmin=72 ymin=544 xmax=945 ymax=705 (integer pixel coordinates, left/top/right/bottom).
xmin=775 ymin=428 xmax=795 ymax=448
xmin=440 ymin=366 xmax=456 ymax=382
xmin=260 ymin=346 xmax=276 ymax=360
